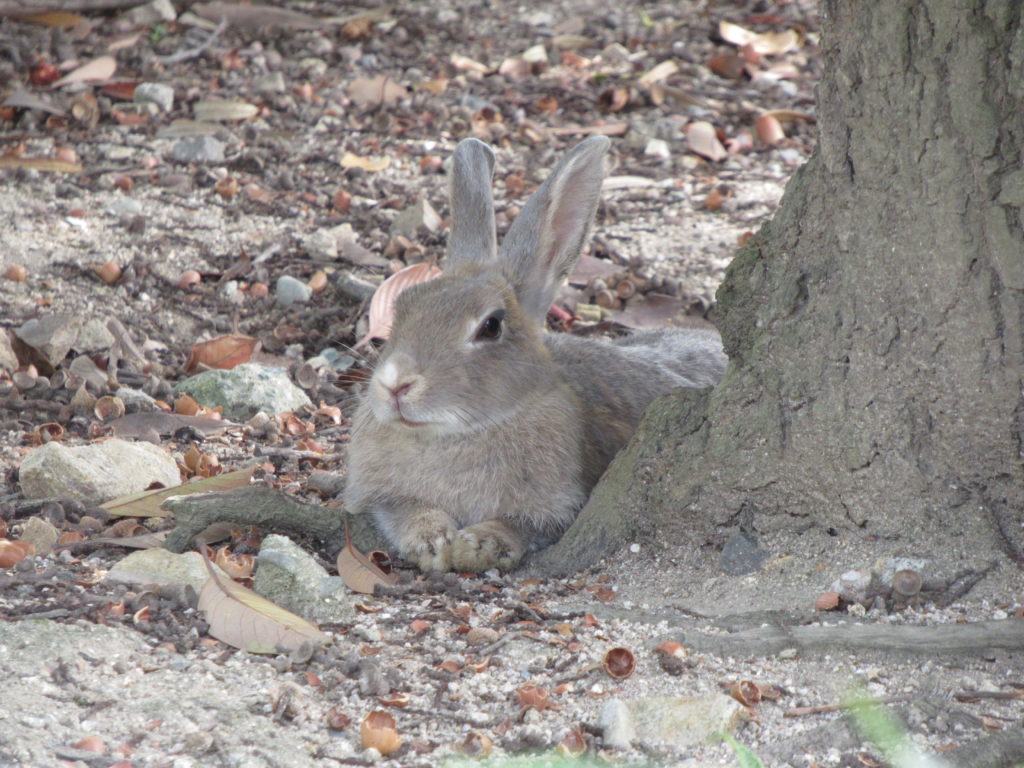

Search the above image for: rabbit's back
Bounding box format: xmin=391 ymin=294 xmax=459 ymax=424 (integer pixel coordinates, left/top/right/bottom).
xmin=544 ymin=328 xmax=726 ymax=486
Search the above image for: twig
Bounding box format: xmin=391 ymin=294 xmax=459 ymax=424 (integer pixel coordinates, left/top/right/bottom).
xmin=155 ymin=16 xmax=228 ymax=65
xmin=784 ymin=693 xmax=914 ymax=718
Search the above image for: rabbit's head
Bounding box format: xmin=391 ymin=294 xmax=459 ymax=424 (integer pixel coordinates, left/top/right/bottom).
xmin=364 ymin=137 xmax=610 ymax=436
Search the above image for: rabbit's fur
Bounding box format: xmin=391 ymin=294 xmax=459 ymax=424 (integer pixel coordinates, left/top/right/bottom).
xmin=344 ymin=137 xmax=727 ymax=573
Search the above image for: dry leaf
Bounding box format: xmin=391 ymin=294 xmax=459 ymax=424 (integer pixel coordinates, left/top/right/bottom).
xmin=760 ymin=109 xmax=816 ymax=124
xmin=17 ymin=10 xmax=85 ymax=26
xmin=102 ymin=465 xmax=255 ymax=516
xmin=52 ymin=56 xmax=117 ymax=88
xmin=0 ymin=157 xmax=81 ymax=173
xmin=185 ymin=334 xmax=260 ymax=373
xmin=638 ymin=60 xmax=679 ymax=88
xmin=194 ymin=100 xmax=259 ymax=122
xmin=337 ymin=521 xmax=399 ymax=594
xmin=193 ymin=2 xmax=320 ymax=29
xmin=354 ymin=262 xmax=443 ymax=348
xmin=685 ymin=121 xmax=728 ymax=161
xmin=339 ymin=152 xmax=390 ymax=172
xmin=347 ymin=75 xmax=406 ymax=108
xmin=3 ymin=89 xmax=65 ymax=116
xmin=449 ymin=53 xmax=491 ymax=75
xmin=197 ymin=549 xmax=326 ymax=653
xmin=719 ymin=20 xmax=801 ymax=55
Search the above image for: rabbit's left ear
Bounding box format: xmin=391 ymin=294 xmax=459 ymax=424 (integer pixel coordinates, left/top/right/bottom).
xmin=499 ymin=136 xmax=610 ymax=320
xmin=447 ymin=138 xmax=497 ymax=267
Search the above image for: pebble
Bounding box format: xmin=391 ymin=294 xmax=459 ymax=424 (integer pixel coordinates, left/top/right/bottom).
xmin=173 ymin=362 xmax=312 ymax=420
xmin=254 ymin=535 xmax=354 ymax=624
xmin=275 ymin=274 xmax=312 ymax=306
xmin=252 ymin=72 xmax=287 ymax=94
xmin=171 ymin=136 xmax=225 ymax=164
xmin=105 ymin=549 xmax=220 ymax=594
xmin=134 ymin=83 xmax=175 ymax=113
xmin=114 ymin=387 xmax=160 ymax=413
xmin=18 ymin=438 xmax=181 ymax=506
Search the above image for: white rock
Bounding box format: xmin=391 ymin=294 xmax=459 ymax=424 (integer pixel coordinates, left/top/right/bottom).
xmin=18 ymin=439 xmax=180 ymax=506
xmin=105 ymin=549 xmax=223 ymax=593
xmin=134 ymin=83 xmax=175 ymax=113
xmin=390 ymin=198 xmax=442 ymax=238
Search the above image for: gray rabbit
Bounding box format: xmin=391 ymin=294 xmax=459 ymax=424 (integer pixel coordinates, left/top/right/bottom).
xmin=344 ymin=137 xmax=727 ymax=573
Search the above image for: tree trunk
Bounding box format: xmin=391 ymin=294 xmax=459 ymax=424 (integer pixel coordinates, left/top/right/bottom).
xmin=532 ymin=0 xmax=1024 ymax=576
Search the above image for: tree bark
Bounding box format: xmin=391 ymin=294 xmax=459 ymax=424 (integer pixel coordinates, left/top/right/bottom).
xmin=532 ymin=1 xmax=1024 ymax=576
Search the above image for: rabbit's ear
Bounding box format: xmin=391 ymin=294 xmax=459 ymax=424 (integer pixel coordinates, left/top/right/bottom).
xmin=447 ymin=138 xmax=497 ymax=266
xmin=500 ymin=136 xmax=610 ymax=319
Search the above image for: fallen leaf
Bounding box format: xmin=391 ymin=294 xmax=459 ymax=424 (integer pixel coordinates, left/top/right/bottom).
xmin=102 ymin=465 xmax=255 ymax=516
xmin=192 ymin=2 xmax=320 ymax=29
xmin=347 ymin=75 xmax=406 ymax=108
xmin=0 ymin=157 xmax=81 ymax=173
xmin=17 ymin=10 xmax=85 ymax=26
xmin=193 ymin=100 xmax=259 ymax=122
xmin=52 ymin=55 xmax=117 ymax=88
xmin=719 ymin=20 xmax=801 ymax=55
xmin=337 ymin=520 xmax=399 ymax=594
xmin=339 ymin=152 xmax=391 ymax=172
xmin=197 ymin=549 xmax=326 ymax=653
xmin=449 ymin=53 xmax=491 ymax=75
xmin=685 ymin=121 xmax=728 ymax=161
xmin=3 ymin=89 xmax=65 ymax=116
xmin=185 ymin=334 xmax=260 ymax=373
xmin=638 ymin=60 xmax=678 ymax=88
xmin=355 ymin=262 xmax=443 ymax=348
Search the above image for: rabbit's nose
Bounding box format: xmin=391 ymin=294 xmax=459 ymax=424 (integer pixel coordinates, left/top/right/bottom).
xmin=388 ymin=381 xmax=413 ymax=403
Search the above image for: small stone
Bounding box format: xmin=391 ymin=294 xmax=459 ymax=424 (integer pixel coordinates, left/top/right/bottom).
xmin=19 ymin=517 xmax=59 ymax=556
xmin=466 ymin=627 xmax=499 ymax=646
xmin=18 ymin=438 xmax=180 ymax=506
xmin=106 ymin=549 xmax=223 ymax=594
xmin=171 ymin=136 xmax=225 ymax=164
xmin=353 ymin=624 xmax=383 ymax=643
xmin=521 ymin=44 xmax=548 ymax=64
xmin=254 ymin=535 xmax=354 ymax=624
xmin=275 ymin=275 xmax=312 ymax=307
xmin=15 ymin=314 xmax=85 ymax=370
xmin=301 ymin=229 xmax=338 ymax=260
xmin=173 ymin=363 xmax=312 ymax=420
xmin=127 ymin=0 xmax=176 ymax=24
xmin=779 ymin=647 xmax=799 ymax=659
xmin=0 ymin=331 xmax=17 ymax=372
xmin=114 ymin=387 xmax=160 ymax=413
xmin=390 ymin=198 xmax=442 ymax=239
xmin=644 ymin=138 xmax=671 ymax=160
xmin=106 ymin=198 xmax=144 ymax=218
xmin=134 ymin=83 xmax=175 ymax=113
xmin=719 ymin=531 xmax=768 ymax=575
xmin=253 ymin=72 xmax=287 ymax=94
xmin=602 ymin=694 xmax=747 ymax=750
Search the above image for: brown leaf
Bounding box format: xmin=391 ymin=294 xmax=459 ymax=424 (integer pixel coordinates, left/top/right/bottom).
xmin=51 ymin=55 xmax=117 ymax=88
xmin=0 ymin=156 xmax=81 ymax=173
xmin=185 ymin=334 xmax=260 ymax=374
xmin=197 ymin=547 xmax=326 ymax=653
xmin=337 ymin=520 xmax=399 ymax=594
xmin=102 ymin=465 xmax=255 ymax=517
xmin=16 ymin=10 xmax=85 ymax=27
xmin=355 ymin=262 xmax=443 ymax=348
xmin=3 ymin=89 xmax=65 ymax=116
xmin=719 ymin=20 xmax=801 ymax=55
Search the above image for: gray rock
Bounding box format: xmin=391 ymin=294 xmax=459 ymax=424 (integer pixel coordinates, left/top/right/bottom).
xmin=14 ymin=314 xmax=84 ymax=370
xmin=173 ymin=363 xmax=312 ymax=420
xmin=600 ymin=694 xmax=747 ymax=750
xmin=719 ymin=530 xmax=768 ymax=575
xmin=644 ymin=138 xmax=671 ymax=160
xmin=75 ymin=316 xmax=116 ymax=351
xmin=253 ymin=72 xmax=287 ymax=94
xmin=114 ymin=386 xmax=160 ymax=413
xmin=127 ymin=0 xmax=176 ymax=24
xmin=134 ymin=83 xmax=175 ymax=113
xmin=390 ymin=198 xmax=441 ymax=239
xmin=301 ymin=229 xmax=338 ymax=260
xmin=0 ymin=330 xmax=17 ymax=372
xmin=171 ymin=136 xmax=225 ymax=164
xmin=106 ymin=549 xmax=223 ymax=594
xmin=19 ymin=517 xmax=59 ymax=555
xmin=275 ymin=275 xmax=312 ymax=307
xmin=18 ymin=438 xmax=181 ymax=506
xmin=254 ymin=535 xmax=354 ymax=624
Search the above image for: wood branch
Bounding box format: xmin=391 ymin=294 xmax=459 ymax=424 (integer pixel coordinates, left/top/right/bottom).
xmin=0 ymin=0 xmax=146 ymax=13
xmin=676 ymin=618 xmax=1024 ymax=657
xmin=162 ymin=485 xmax=387 ymax=555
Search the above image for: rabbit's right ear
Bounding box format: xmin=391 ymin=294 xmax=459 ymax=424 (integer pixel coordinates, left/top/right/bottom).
xmin=500 ymin=136 xmax=610 ymax=320
xmin=447 ymin=138 xmax=497 ymax=267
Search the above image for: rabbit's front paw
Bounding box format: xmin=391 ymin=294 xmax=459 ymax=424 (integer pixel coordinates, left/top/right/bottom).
xmin=450 ymin=521 xmax=525 ymax=573
xmin=394 ymin=509 xmax=457 ymax=573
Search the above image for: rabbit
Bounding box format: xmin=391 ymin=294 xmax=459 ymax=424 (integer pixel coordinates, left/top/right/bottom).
xmin=343 ymin=136 xmax=727 ymax=573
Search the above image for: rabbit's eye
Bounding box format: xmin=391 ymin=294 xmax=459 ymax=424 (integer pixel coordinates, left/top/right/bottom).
xmin=476 ymin=310 xmax=505 ymax=341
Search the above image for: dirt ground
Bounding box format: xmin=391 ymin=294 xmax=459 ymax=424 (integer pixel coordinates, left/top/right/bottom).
xmin=2 ymin=1 xmax=1023 ymax=767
